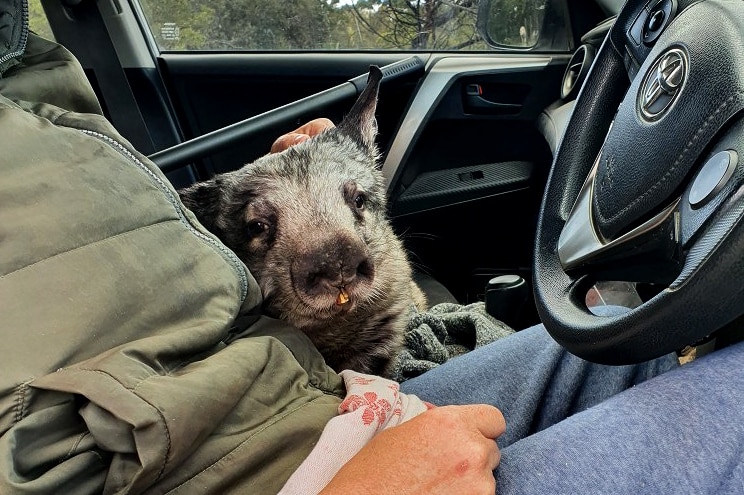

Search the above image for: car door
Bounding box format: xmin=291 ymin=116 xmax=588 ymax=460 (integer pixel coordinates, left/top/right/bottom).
xmin=39 ymin=0 xmax=613 ymax=325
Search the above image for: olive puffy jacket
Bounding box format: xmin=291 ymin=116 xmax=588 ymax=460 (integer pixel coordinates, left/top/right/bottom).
xmin=0 ymin=2 xmax=343 ymax=493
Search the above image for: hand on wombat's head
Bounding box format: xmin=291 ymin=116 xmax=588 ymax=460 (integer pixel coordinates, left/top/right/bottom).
xmin=179 ymin=66 xmax=426 ymax=377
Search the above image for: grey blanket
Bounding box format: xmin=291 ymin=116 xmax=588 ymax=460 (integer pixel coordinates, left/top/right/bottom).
xmin=389 ymin=302 xmax=514 ymax=382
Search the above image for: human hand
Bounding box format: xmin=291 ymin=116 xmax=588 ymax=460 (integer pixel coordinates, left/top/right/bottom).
xmin=270 ymin=118 xmax=336 ymax=153
xmin=320 ymin=404 xmax=505 ymax=495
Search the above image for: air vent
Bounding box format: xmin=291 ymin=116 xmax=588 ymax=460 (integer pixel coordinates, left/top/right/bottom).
xmin=561 ymin=44 xmax=595 ymax=100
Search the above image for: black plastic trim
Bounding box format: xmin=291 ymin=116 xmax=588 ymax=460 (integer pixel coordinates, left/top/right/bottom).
xmin=391 ymin=161 xmax=533 ymax=216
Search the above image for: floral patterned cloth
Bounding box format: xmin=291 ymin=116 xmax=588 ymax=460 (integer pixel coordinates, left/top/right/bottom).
xmin=278 ymin=370 xmax=430 ymax=494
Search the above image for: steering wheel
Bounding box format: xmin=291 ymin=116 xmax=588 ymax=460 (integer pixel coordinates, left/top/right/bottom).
xmin=534 ymin=0 xmax=744 ymax=364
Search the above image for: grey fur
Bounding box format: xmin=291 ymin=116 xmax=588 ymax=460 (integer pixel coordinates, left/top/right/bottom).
xmin=179 ymin=66 xmax=426 ymax=376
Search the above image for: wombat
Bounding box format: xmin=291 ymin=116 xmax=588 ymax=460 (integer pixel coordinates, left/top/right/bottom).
xmin=179 ymin=66 xmax=426 ymax=376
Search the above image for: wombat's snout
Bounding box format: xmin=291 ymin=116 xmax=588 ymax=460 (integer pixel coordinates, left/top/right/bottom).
xmin=294 ymin=236 xmax=374 ymax=302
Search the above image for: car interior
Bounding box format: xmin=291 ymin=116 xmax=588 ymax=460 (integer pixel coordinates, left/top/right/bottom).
xmin=34 ymin=0 xmax=744 ymax=366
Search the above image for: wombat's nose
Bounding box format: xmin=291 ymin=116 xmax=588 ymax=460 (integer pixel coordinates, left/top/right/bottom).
xmin=294 ymin=239 xmax=374 ymax=298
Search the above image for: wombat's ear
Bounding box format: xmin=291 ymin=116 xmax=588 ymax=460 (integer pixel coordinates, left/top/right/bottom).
xmin=178 ymin=179 xmax=223 ymax=234
xmin=338 ymin=65 xmax=382 ymax=150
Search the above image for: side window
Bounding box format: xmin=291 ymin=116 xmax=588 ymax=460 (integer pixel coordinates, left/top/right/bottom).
xmin=28 ymin=0 xmax=55 ymax=41
xmin=135 ymin=0 xmax=566 ymax=52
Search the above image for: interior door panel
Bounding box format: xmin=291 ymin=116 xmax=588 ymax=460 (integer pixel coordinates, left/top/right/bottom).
xmin=380 ymin=55 xmax=567 ymax=317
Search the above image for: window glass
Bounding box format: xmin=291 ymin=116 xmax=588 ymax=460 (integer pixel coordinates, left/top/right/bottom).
xmin=136 ymin=0 xmax=491 ymax=51
xmin=28 ymin=0 xmax=55 ymax=41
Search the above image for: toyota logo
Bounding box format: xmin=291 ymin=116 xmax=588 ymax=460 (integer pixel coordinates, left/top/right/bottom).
xmin=639 ymin=48 xmax=687 ymax=121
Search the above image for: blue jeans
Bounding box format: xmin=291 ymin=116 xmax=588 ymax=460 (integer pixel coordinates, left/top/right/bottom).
xmin=401 ymin=322 xmax=744 ymax=493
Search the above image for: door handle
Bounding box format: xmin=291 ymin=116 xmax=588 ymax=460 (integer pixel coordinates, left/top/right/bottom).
xmin=464 ymin=83 xmax=522 ymax=114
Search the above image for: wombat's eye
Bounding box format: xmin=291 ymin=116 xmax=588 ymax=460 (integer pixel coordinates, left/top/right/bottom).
xmin=247 ymin=220 xmax=269 ymax=236
xmin=353 ymin=193 xmax=366 ymax=210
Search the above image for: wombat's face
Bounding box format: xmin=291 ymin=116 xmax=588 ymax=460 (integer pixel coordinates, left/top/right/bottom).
xmin=222 ymin=131 xmax=411 ymax=330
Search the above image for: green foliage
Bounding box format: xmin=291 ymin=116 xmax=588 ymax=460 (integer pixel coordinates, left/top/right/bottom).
xmin=203 ymin=0 xmax=338 ymax=50
xmin=137 ymin=0 xmax=491 ymax=51
xmin=28 ymin=0 xmax=549 ymax=53
xmin=348 ymin=0 xmax=484 ymax=50
xmin=139 ymin=0 xmax=215 ymax=50
xmin=26 ymin=0 xmax=558 ymax=53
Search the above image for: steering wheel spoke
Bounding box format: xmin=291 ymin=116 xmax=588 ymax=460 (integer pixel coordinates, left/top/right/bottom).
xmin=558 ymin=154 xmax=681 ymax=282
